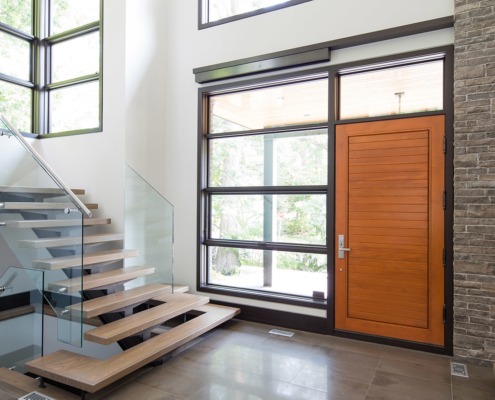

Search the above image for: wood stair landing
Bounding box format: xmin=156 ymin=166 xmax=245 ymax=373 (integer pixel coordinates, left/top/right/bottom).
xmin=70 ymin=283 xmax=173 ymax=318
xmin=18 ymin=233 xmax=124 ymax=248
xmin=25 ymin=302 xmax=240 ymax=393
xmin=33 ymin=248 xmax=140 ymax=270
xmin=84 ymin=293 xmax=210 ymax=344
xmin=48 ymin=266 xmax=156 ymax=293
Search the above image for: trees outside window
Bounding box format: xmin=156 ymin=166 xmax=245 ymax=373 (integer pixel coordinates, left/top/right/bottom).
xmin=200 ymin=75 xmax=329 ymax=301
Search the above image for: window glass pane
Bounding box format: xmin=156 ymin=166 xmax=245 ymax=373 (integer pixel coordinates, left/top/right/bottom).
xmin=0 ymin=31 xmax=30 ymax=81
xmin=51 ymin=32 xmax=99 ymax=82
xmin=211 ymin=194 xmax=326 ymax=245
xmin=50 ymin=0 xmax=100 ymax=35
xmin=208 ymin=0 xmax=301 ymax=23
xmin=210 ymin=129 xmax=327 ymax=187
xmin=0 ymin=0 xmax=32 ymax=33
xmin=339 ymin=60 xmax=444 ymax=119
xmin=208 ymin=246 xmax=327 ymax=298
xmin=0 ymin=80 xmax=32 ymax=132
xmin=209 ymin=78 xmax=328 ymax=133
xmin=50 ymin=81 xmax=99 ymax=133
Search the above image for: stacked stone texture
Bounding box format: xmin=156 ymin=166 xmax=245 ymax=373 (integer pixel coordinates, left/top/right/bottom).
xmin=454 ymin=0 xmax=495 ymax=366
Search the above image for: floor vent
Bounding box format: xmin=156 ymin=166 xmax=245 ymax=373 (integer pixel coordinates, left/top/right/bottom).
xmin=18 ymin=392 xmax=57 ymax=400
xmin=269 ymin=329 xmax=294 ymax=337
xmin=451 ymin=362 xmax=469 ymax=378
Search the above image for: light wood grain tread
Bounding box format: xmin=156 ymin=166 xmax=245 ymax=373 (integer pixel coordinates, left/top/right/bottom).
xmin=0 ymin=305 xmax=35 ymax=321
xmin=32 ymin=249 xmax=139 ymax=270
xmin=4 ymin=217 xmax=111 ymax=229
xmin=70 ymin=283 xmax=173 ymax=318
xmin=25 ymin=304 xmax=240 ymax=393
xmin=0 ymin=368 xmax=80 ymax=400
xmin=0 ymin=202 xmax=98 ymax=210
xmin=0 ymin=186 xmax=85 ymax=195
xmin=84 ymin=293 xmax=210 ymax=344
xmin=18 ymin=233 xmax=124 ymax=248
xmin=47 ymin=266 xmax=156 ymax=294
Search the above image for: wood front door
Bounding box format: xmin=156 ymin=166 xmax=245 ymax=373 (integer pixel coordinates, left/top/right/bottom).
xmin=335 ymin=116 xmax=445 ymax=346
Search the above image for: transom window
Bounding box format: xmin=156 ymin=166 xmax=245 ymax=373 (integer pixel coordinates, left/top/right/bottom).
xmin=199 ymin=0 xmax=312 ymax=29
xmin=199 ymin=75 xmax=329 ymax=304
xmin=0 ymin=0 xmax=102 ymax=136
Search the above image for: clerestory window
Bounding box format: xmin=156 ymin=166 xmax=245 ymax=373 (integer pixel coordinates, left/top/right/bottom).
xmin=199 ymin=0 xmax=312 ymax=29
xmin=0 ymin=0 xmax=102 ymax=136
xmin=199 ymin=73 xmax=329 ymax=306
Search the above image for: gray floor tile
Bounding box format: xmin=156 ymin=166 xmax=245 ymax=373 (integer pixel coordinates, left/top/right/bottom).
xmin=187 ymin=382 xmax=266 ymax=400
xmin=377 ymin=355 xmax=451 ymax=383
xmin=319 ymin=336 xmax=384 ymax=358
xmin=103 ymin=381 xmax=186 ymax=400
xmin=279 ymin=383 xmax=353 ymax=400
xmin=291 ymin=369 xmax=369 ymax=399
xmin=136 ymin=367 xmax=205 ymax=397
xmin=381 ymin=345 xmax=451 ymax=369
xmin=82 ymin=320 xmax=495 ymax=400
xmin=296 ymin=354 xmax=376 ymax=384
xmin=452 ymin=374 xmax=495 ymax=395
xmin=453 ymin=385 xmax=495 ymax=400
xmin=371 ymin=370 xmax=451 ymax=400
xmin=365 ymin=384 xmax=443 ymax=400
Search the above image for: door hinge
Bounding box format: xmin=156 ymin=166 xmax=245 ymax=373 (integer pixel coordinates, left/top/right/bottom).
xmin=443 ymin=136 xmax=447 ymax=154
xmin=443 ymin=304 xmax=447 ymax=323
xmin=443 ymin=248 xmax=446 ymax=267
xmin=443 ymin=190 xmax=447 ymax=210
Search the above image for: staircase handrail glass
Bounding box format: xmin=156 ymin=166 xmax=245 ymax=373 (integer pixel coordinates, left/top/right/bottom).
xmin=0 ymin=114 xmax=92 ymax=218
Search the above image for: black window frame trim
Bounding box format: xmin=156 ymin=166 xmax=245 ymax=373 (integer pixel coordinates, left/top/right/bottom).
xmin=199 ymin=0 xmax=312 ymax=30
xmin=0 ymin=0 xmax=103 ymax=138
xmin=198 ymin=67 xmax=330 ymax=308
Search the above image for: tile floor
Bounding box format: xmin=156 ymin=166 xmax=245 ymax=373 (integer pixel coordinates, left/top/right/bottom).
xmin=92 ymin=319 xmax=494 ymax=400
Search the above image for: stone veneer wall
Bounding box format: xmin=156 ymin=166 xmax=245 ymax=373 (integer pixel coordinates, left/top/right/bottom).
xmin=454 ymin=0 xmax=495 ymax=366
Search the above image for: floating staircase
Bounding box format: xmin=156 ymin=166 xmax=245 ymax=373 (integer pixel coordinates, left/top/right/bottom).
xmin=0 ymin=186 xmax=239 ymax=398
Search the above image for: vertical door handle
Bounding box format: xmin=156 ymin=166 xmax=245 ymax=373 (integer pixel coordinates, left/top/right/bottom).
xmin=338 ymin=234 xmax=350 ymax=259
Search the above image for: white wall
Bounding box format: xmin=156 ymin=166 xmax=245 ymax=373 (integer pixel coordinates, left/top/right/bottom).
xmin=31 ymin=0 xmax=127 ymax=234
xmin=124 ymin=0 xmax=454 ymax=317
xmin=7 ymin=0 xmax=454 ymax=319
xmin=9 ymin=0 xmax=454 ymax=318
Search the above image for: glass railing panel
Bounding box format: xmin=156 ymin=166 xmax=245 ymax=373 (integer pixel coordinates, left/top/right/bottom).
xmin=0 ymin=115 xmax=84 ymax=347
xmin=0 ymin=267 xmax=43 ymax=373
xmin=125 ymin=165 xmax=174 ymax=291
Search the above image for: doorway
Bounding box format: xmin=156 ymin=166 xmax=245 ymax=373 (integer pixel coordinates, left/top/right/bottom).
xmin=334 ymin=116 xmax=445 ymax=346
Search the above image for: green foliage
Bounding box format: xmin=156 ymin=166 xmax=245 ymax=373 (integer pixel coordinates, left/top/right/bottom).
xmin=0 ymin=0 xmax=32 ymax=33
xmin=277 ymin=252 xmax=326 ymax=273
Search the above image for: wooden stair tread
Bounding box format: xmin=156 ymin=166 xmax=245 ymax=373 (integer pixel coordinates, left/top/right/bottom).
xmin=25 ymin=304 xmax=240 ymax=393
xmin=165 ymin=284 xmax=189 ymax=294
xmin=18 ymin=233 xmax=124 ymax=248
xmin=33 ymin=249 xmax=139 ymax=270
xmin=84 ymin=293 xmax=210 ymax=344
xmin=0 ymin=368 xmax=80 ymax=400
xmin=0 ymin=305 xmax=35 ymax=321
xmin=47 ymin=266 xmax=156 ymax=293
xmin=0 ymin=202 xmax=98 ymax=210
xmin=0 ymin=186 xmax=85 ymax=195
xmin=71 ymin=283 xmax=173 ymax=318
xmin=4 ymin=217 xmax=111 ymax=228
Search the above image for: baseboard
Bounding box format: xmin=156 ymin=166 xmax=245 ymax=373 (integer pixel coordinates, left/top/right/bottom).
xmin=209 ymin=300 xmax=327 ymax=335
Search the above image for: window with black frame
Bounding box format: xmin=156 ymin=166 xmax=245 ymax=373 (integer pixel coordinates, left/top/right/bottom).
xmin=199 ymin=75 xmax=329 ymax=304
xmin=0 ymin=0 xmax=102 ymax=136
xmin=199 ymin=0 xmax=312 ymax=29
